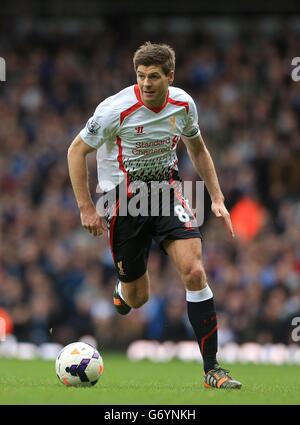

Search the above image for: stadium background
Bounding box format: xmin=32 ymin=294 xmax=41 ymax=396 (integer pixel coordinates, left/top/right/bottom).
xmin=1 ymin=1 xmax=300 ymax=355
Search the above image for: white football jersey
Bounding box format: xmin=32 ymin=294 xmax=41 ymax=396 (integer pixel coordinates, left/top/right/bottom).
xmin=80 ymin=84 xmax=200 ymax=192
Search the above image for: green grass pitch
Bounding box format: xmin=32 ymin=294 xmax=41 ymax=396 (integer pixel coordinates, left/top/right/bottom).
xmin=0 ymin=353 xmax=299 ymax=404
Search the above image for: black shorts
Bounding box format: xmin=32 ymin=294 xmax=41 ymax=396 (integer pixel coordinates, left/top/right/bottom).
xmin=103 ymin=182 xmax=202 ymax=283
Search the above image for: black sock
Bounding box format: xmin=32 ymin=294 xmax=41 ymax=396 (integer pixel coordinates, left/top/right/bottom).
xmin=187 ymin=297 xmax=218 ymax=373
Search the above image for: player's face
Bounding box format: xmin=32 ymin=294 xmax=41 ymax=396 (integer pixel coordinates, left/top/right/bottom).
xmin=136 ymin=65 xmax=174 ymax=108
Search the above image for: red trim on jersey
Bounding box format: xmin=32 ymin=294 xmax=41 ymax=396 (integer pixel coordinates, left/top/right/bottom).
xmin=167 ymin=97 xmax=189 ymax=114
xmin=116 ymin=136 xmax=131 ymax=195
xmin=134 ymin=84 xmax=142 ymax=102
xmin=134 ymin=84 xmax=189 ymax=114
xmin=118 ymin=94 xmax=143 ymax=195
xmin=116 ymin=136 xmax=127 ymax=175
xmin=134 ymin=84 xmax=169 ymax=113
xmin=109 ymin=200 xmax=120 ymax=260
xmin=120 ymin=100 xmax=142 ymax=125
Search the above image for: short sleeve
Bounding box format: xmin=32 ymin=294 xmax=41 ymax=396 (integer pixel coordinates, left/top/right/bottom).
xmin=80 ymin=99 xmax=118 ymax=149
xmin=182 ymin=98 xmax=201 ymax=139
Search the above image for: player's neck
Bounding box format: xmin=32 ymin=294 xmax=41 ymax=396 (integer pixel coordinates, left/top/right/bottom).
xmin=141 ymin=91 xmax=169 ymax=110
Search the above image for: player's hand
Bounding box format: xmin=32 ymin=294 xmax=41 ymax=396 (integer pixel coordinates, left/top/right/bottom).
xmin=80 ymin=205 xmax=106 ymax=236
xmin=211 ymin=200 xmax=235 ymax=238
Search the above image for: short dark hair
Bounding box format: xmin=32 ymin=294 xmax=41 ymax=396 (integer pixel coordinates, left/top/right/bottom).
xmin=133 ymin=42 xmax=175 ymax=76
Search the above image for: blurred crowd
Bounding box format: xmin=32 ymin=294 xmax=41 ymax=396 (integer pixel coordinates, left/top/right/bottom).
xmin=0 ymin=17 xmax=300 ymax=349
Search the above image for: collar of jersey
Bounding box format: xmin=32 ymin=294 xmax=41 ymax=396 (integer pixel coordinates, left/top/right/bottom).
xmin=134 ymin=84 xmax=169 ymax=113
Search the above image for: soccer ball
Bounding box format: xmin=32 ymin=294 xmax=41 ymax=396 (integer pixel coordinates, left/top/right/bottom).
xmin=55 ymin=342 xmax=104 ymax=387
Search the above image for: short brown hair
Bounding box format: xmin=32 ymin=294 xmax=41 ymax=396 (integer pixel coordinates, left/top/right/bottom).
xmin=133 ymin=42 xmax=175 ymax=76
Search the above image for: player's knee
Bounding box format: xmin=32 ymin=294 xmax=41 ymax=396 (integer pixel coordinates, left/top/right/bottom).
xmin=130 ymin=293 xmax=149 ymax=308
xmin=125 ymin=287 xmax=149 ymax=308
xmin=182 ymin=262 xmax=206 ymax=289
xmin=122 ymin=279 xmax=149 ymax=308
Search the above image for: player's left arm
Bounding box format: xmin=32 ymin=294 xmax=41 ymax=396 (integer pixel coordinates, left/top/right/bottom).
xmin=182 ymin=134 xmax=235 ymax=238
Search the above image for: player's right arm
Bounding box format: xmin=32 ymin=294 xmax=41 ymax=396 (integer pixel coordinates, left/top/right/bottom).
xmin=67 ymin=134 xmax=105 ymax=236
